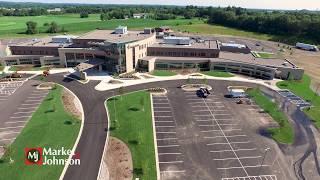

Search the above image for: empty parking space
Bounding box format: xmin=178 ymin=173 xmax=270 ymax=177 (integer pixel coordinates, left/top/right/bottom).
xmin=152 ymin=95 xmax=186 ymax=179
xmin=184 ymin=90 xmax=277 ymax=180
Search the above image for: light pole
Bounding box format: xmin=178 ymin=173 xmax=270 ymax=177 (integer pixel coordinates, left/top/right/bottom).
xmin=258 ymin=147 xmax=271 ymax=175
xmin=113 ymin=91 xmax=117 ymax=122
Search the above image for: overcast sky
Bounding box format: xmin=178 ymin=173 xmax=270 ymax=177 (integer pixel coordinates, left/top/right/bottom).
xmin=7 ymin=0 xmax=320 ymax=10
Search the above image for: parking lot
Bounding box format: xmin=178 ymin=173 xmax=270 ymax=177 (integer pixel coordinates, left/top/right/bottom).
xmin=152 ymin=87 xmax=284 ymax=180
xmin=0 ymin=79 xmax=48 ymax=154
xmin=278 ymin=89 xmax=311 ymax=109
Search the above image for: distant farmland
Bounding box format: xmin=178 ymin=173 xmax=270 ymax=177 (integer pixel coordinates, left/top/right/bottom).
xmin=0 ymin=14 xmax=202 ymax=38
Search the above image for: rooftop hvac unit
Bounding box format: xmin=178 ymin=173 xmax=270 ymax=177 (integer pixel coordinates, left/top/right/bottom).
xmin=115 ymin=26 xmax=128 ymax=34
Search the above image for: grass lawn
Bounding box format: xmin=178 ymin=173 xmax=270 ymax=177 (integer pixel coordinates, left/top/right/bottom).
xmin=172 ymin=23 xmax=276 ymax=41
xmin=247 ymin=88 xmax=294 ymax=144
xmin=151 ymin=70 xmax=177 ymax=76
xmin=252 ymin=51 xmax=274 ymax=58
xmin=0 ymin=86 xmax=81 ymax=180
xmin=0 ymin=65 xmax=4 ymax=71
xmin=201 ymin=70 xmax=234 ymax=77
xmin=0 ymin=15 xmax=202 ymax=38
xmin=276 ymin=75 xmax=320 ymax=128
xmin=107 ymin=91 xmax=156 ymax=180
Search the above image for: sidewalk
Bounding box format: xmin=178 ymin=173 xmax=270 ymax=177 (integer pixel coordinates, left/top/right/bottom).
xmin=94 ymin=72 xmax=282 ymax=91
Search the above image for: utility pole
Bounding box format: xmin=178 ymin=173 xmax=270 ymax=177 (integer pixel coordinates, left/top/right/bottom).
xmin=258 ymin=147 xmax=271 ymax=175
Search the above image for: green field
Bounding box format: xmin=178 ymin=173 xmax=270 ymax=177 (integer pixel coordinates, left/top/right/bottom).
xmin=151 ymin=70 xmax=177 ymax=76
xmin=201 ymin=70 xmax=234 ymax=77
xmin=0 ymin=14 xmax=203 ymax=38
xmin=0 ymin=85 xmax=81 ymax=180
xmin=107 ymin=91 xmax=156 ymax=180
xmin=247 ymin=88 xmax=294 ymax=144
xmin=277 ymin=75 xmax=320 ymax=128
xmin=0 ymin=14 xmax=278 ymax=41
xmin=173 ymin=23 xmax=276 ymax=41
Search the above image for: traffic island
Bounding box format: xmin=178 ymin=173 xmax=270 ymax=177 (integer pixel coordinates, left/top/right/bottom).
xmin=181 ymin=84 xmax=212 ymax=91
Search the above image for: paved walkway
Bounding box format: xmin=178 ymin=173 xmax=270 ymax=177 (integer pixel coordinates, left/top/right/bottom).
xmin=94 ymin=72 xmax=282 ymax=92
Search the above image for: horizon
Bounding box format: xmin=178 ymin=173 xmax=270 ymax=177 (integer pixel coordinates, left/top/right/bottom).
xmin=3 ymin=0 xmax=320 ymax=11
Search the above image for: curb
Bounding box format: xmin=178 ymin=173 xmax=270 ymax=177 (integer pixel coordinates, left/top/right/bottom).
xmin=96 ymin=96 xmax=112 ymax=180
xmin=58 ymin=85 xmax=85 ymax=180
xmin=150 ymin=93 xmax=161 ymax=180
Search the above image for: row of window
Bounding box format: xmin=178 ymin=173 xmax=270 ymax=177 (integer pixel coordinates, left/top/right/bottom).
xmin=148 ymin=51 xmax=213 ymax=57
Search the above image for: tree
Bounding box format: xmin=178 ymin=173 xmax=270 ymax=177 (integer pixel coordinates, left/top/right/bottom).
xmin=46 ymin=21 xmax=59 ymax=33
xmin=25 ymin=21 xmax=38 ymax=34
xmin=80 ymin=12 xmax=89 ymax=18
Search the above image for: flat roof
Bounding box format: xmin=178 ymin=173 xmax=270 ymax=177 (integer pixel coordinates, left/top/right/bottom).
xmin=218 ymin=52 xmax=295 ymax=68
xmin=150 ymin=40 xmax=219 ymax=49
xmin=140 ymin=52 xmax=296 ymax=68
xmin=76 ymin=30 xmax=153 ymax=44
xmin=11 ymin=37 xmax=72 ymax=47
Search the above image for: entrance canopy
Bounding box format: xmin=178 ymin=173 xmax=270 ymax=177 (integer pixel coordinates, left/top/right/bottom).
xmin=75 ymin=59 xmax=104 ymax=72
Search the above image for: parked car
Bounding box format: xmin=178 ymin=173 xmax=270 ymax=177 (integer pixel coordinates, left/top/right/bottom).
xmin=197 ymin=87 xmax=210 ymax=98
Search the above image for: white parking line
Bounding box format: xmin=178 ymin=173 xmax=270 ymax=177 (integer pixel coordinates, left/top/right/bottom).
xmin=160 ymin=170 xmax=185 ymax=173
xmin=0 ymin=137 xmax=16 ymax=142
xmin=153 ymin=103 xmax=170 ymax=105
xmin=196 ymin=119 xmax=212 ymax=122
xmin=158 ymin=153 xmax=182 ymax=155
xmin=158 ymin=145 xmax=180 ymax=148
xmin=154 ymin=111 xmax=172 ymax=113
xmin=198 ymin=124 xmax=214 ymax=127
xmin=5 ymin=120 xmax=27 ymax=124
xmin=204 ymin=135 xmax=247 ymax=139
xmin=154 ymin=107 xmax=171 ymax=109
xmin=0 ymin=131 xmax=20 ymax=135
xmin=21 ymin=103 xmax=41 ymax=106
xmin=193 ymin=114 xmax=212 ymax=117
xmin=155 ymin=120 xmax=174 ymax=123
xmin=157 ymin=138 xmax=178 ymax=141
xmin=18 ymin=107 xmax=37 ymax=110
xmin=0 ymin=125 xmax=24 ymax=130
xmin=25 ymin=99 xmax=43 ymax=102
xmin=156 ymin=126 xmax=175 ymax=128
xmin=207 ymin=141 xmax=251 ymax=146
xmin=10 ymin=116 xmax=31 ymax=119
xmin=213 ymin=156 xmax=261 ymax=161
xmin=159 ymin=161 xmax=183 ymax=164
xmin=14 ymin=111 xmax=34 ymax=114
xmin=157 ymin=132 xmax=176 ymax=134
xmin=217 ymin=165 xmax=269 ymax=170
xmin=200 ymin=129 xmax=241 ymax=133
xmin=155 ymin=116 xmax=172 ymax=118
xmin=28 ymin=96 xmax=45 ymax=99
xmin=210 ymin=148 xmax=257 ymax=153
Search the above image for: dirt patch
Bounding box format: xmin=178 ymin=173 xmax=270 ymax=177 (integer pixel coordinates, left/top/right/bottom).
xmin=62 ymin=89 xmax=82 ymax=120
xmin=283 ymin=50 xmax=320 ymax=91
xmin=105 ymin=137 xmax=133 ymax=180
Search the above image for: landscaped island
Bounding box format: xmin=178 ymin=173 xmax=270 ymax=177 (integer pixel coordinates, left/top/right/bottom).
xmin=106 ymin=91 xmax=157 ymax=180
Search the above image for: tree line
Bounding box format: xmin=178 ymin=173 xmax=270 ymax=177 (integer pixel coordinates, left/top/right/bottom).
xmin=207 ymin=7 xmax=320 ymax=44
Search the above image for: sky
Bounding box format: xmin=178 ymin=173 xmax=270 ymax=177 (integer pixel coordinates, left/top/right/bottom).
xmin=7 ymin=0 xmax=320 ymax=10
